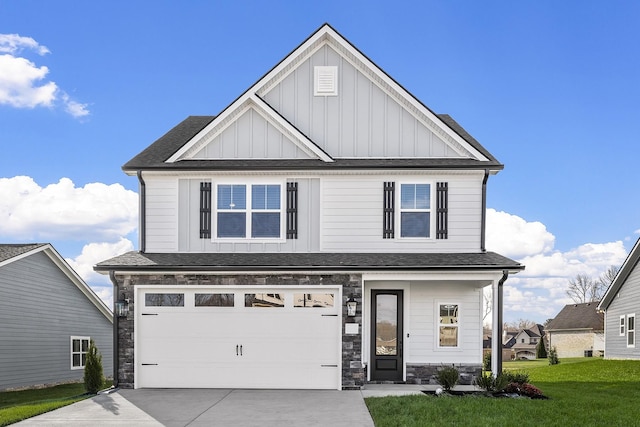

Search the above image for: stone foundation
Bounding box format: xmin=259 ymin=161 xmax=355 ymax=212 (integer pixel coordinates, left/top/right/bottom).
xmin=405 ymin=363 xmax=481 ymax=385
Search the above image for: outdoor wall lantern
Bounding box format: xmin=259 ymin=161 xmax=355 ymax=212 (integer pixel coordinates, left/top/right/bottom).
xmin=346 ymin=295 xmax=357 ymax=317
xmin=115 ymin=295 xmax=129 ymax=318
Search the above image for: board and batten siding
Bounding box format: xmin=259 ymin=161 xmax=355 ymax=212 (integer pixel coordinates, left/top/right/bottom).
xmin=407 ymin=282 xmax=483 ymax=364
xmin=321 ymin=174 xmax=483 ymax=253
xmin=261 ymin=44 xmax=464 ymax=159
xmin=604 ymin=261 xmax=640 ymax=359
xmin=145 ymin=176 xmax=179 ymax=252
xmin=0 ymin=252 xmax=112 ymax=390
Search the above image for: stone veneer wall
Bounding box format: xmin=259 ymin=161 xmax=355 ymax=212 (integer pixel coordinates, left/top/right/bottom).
xmin=114 ymin=273 xmax=364 ymax=390
xmin=406 ymin=364 xmax=481 ymax=385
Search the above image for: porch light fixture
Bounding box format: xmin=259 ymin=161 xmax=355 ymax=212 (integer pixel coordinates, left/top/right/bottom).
xmin=115 ymin=295 xmax=129 ymax=318
xmin=346 ymin=295 xmax=357 ymax=317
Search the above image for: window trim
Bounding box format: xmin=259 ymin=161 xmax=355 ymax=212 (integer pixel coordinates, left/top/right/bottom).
xmin=627 ymin=313 xmax=635 ymax=348
xmin=70 ymin=336 xmax=90 ymax=370
xmin=398 ymin=181 xmax=434 ymax=239
xmin=436 ymin=302 xmax=460 ymax=349
xmin=212 ymin=180 xmax=286 ymax=242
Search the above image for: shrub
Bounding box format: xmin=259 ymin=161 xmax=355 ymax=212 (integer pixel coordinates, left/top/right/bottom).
xmin=502 ymin=370 xmax=529 ymax=385
xmin=548 ymin=346 xmax=560 ymax=365
xmin=83 ymin=339 xmax=104 ymax=394
xmin=504 ymin=382 xmax=544 ymax=398
xmin=483 ymin=351 xmax=492 ymax=371
xmin=474 ymin=371 xmax=509 ymax=392
xmin=436 ymin=365 xmax=459 ymax=392
xmin=536 ymin=338 xmax=547 ymax=358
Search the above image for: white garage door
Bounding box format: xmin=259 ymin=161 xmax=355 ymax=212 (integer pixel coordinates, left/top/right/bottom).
xmin=136 ymin=286 xmax=341 ymax=389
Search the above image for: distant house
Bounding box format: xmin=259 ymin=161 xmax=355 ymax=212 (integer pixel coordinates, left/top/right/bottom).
xmin=598 ymin=237 xmax=640 ymax=359
xmin=0 ymin=244 xmax=113 ymax=390
xmin=546 ymin=303 xmax=604 ymax=358
xmin=510 ymin=324 xmax=544 ymax=360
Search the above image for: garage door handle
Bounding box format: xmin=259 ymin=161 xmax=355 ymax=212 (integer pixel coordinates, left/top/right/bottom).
xmin=236 ymin=345 xmax=239 ymax=356
xmin=236 ymin=345 xmax=243 ymax=356
xmin=240 ymin=345 xmax=243 ymax=356
xmin=322 ymin=314 xmax=338 ymax=317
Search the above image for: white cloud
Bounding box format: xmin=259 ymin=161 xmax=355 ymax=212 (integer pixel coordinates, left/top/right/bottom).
xmin=0 ymin=176 xmax=138 ymax=240
xmin=0 ymin=33 xmax=89 ymax=117
xmin=486 ymin=208 xmax=628 ymax=323
xmin=65 ymin=238 xmax=135 ymax=308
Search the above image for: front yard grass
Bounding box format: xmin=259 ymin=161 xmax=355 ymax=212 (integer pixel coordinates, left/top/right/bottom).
xmin=365 ymin=358 xmax=640 ymax=426
xmin=0 ymin=382 xmax=111 ymax=426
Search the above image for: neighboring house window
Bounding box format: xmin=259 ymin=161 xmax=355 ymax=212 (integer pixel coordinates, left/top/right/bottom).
xmin=620 ymin=315 xmax=626 ymax=336
xmin=521 ymin=339 xmax=525 ymax=343
xmin=628 ymin=314 xmax=635 ymax=347
xmin=438 ymin=303 xmax=459 ymax=347
xmin=215 ymin=183 xmax=282 ymax=239
xmin=71 ymin=336 xmax=90 ymax=369
xmin=400 ymin=183 xmax=431 ymax=238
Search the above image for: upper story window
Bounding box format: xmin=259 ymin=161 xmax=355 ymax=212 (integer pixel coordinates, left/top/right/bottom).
xmin=400 ymin=183 xmax=431 ymax=238
xmin=216 ymin=183 xmax=282 ymax=239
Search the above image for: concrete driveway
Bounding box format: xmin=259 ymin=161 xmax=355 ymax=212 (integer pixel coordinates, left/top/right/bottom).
xmin=14 ymin=388 xmax=375 ymax=427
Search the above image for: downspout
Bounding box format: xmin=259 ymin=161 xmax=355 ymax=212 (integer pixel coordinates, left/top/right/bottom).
xmin=481 ymin=169 xmax=490 ymax=252
xmin=137 ymin=171 xmax=146 ymax=253
xmin=496 ymin=270 xmax=509 ymax=375
xmin=109 ymin=270 xmax=119 ymax=388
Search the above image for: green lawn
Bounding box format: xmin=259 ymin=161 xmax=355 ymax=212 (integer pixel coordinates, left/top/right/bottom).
xmin=0 ymin=382 xmax=110 ymax=426
xmin=365 ymin=358 xmax=640 ymax=427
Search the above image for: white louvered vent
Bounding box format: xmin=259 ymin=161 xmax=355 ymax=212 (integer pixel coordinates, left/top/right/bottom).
xmin=314 ymin=66 xmax=338 ymax=96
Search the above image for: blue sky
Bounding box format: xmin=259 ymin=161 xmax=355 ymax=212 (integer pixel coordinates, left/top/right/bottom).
xmin=1 ymin=1 xmax=638 ymax=323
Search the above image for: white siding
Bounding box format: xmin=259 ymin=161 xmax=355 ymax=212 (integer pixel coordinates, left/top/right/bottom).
xmin=145 ymin=177 xmax=178 ymax=252
xmin=321 ymin=174 xmax=482 ymax=253
xmin=604 ymin=261 xmax=640 ymax=359
xmin=408 ymin=282 xmax=482 ymax=364
xmin=262 ymin=45 xmax=465 ymax=159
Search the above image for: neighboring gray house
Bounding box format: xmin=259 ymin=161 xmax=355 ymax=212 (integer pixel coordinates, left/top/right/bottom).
xmin=0 ymin=244 xmax=113 ymax=390
xmin=546 ymin=302 xmax=604 ymax=358
xmin=95 ymin=23 xmax=523 ymax=390
xmin=598 ymin=237 xmax=640 ymax=359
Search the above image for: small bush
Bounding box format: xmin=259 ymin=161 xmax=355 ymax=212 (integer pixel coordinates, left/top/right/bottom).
xmin=504 ymin=382 xmax=544 ymax=398
xmin=483 ymin=352 xmax=492 ymax=371
xmin=474 ymin=371 xmax=509 ymax=392
xmin=83 ymin=340 xmax=104 ymax=394
xmin=548 ymin=346 xmax=560 ymax=365
xmin=502 ymin=370 xmax=530 ymax=385
xmin=436 ymin=365 xmax=459 ymax=391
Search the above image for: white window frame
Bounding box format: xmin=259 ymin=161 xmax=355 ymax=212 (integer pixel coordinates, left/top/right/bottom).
xmin=620 ymin=315 xmax=626 ymax=336
xmin=70 ymin=336 xmax=90 ymax=370
xmin=213 ymin=180 xmax=285 ymax=242
xmin=436 ymin=302 xmax=460 ymax=349
xmin=398 ymin=181 xmax=434 ymax=239
xmin=627 ymin=314 xmax=635 ymax=348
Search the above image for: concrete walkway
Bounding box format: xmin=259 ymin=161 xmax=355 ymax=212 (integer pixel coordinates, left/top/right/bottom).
xmin=14 ymin=388 xmax=375 ymax=427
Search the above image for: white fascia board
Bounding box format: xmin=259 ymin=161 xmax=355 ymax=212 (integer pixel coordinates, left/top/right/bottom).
xmin=599 ymin=237 xmax=640 ymax=311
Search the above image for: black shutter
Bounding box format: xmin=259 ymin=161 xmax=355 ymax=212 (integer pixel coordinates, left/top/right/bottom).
xmin=436 ymin=182 xmax=448 ymax=239
xmin=383 ymin=181 xmax=395 ymax=239
xmin=200 ymin=182 xmax=212 ymax=238
xmin=286 ymin=182 xmax=298 ymax=239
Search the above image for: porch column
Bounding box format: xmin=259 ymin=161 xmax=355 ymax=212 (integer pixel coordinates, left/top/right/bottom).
xmin=491 ymin=270 xmax=508 ymax=375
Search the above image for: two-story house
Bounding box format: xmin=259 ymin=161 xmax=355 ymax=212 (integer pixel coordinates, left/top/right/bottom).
xmin=95 ymin=24 xmax=523 ymax=390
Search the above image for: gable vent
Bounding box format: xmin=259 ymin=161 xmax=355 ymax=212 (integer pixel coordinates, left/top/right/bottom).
xmin=314 ymin=66 xmax=338 ymax=96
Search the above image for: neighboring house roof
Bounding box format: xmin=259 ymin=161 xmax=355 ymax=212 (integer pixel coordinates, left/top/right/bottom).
xmin=0 ymin=243 xmax=112 ymax=322
xmin=546 ymin=302 xmax=604 ymax=332
xmin=122 ymin=23 xmax=503 ymax=173
xmin=95 ymin=251 xmax=523 ymax=272
xmin=599 ymin=236 xmax=640 ymax=311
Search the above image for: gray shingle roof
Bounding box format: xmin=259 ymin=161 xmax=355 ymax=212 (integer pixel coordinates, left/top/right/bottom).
xmin=546 ymin=302 xmax=604 ymax=331
xmin=0 ymin=243 xmax=47 ymax=263
xmin=95 ymin=251 xmax=523 ymax=272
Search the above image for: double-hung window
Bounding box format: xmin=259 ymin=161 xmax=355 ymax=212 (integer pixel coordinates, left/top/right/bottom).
xmin=216 ymin=183 xmax=282 ymax=239
xmin=620 ymin=315 xmax=626 ymax=336
xmin=438 ymin=303 xmax=459 ymax=348
xmin=400 ymin=183 xmax=431 ymax=238
xmin=71 ymin=336 xmax=90 ymax=369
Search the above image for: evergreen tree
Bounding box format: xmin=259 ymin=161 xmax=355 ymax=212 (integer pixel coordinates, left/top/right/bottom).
xmin=84 ymin=339 xmax=104 ymax=394
xmin=536 ymin=337 xmax=547 ymax=359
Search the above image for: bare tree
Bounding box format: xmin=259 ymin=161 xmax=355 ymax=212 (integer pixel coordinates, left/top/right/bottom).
xmin=567 ymin=273 xmax=604 ymax=303
xmin=597 ymin=265 xmax=620 ymax=292
xmin=482 ymin=287 xmax=492 ymax=320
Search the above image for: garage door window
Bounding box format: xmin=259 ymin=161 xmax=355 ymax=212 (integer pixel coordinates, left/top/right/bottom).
xmin=294 ymin=293 xmax=334 ymax=308
xmin=195 ymin=293 xmax=234 ymax=307
xmin=145 ymin=293 xmax=185 ymax=307
xmin=245 ymin=293 xmax=284 ymax=307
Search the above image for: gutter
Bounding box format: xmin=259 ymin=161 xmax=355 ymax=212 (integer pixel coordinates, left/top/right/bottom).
xmin=137 ymin=171 xmax=146 ymax=253
xmin=496 ymin=270 xmax=509 ymax=375
xmin=109 ymin=271 xmax=119 ymax=388
xmin=481 ymin=169 xmax=489 ymax=252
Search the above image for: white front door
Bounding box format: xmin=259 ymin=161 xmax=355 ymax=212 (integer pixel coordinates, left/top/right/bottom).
xmin=136 ymin=286 xmax=341 ymax=389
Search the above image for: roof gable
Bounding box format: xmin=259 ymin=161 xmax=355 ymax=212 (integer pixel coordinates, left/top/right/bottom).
xmin=0 ymin=243 xmax=112 ymax=322
xmin=547 ymin=302 xmax=604 ymax=331
xmin=599 ymin=237 xmax=640 ymax=311
xmin=129 ymin=23 xmax=501 ymax=171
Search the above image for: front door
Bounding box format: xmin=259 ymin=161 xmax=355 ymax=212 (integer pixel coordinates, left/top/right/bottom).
xmin=370 ymin=290 xmax=403 ymax=381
